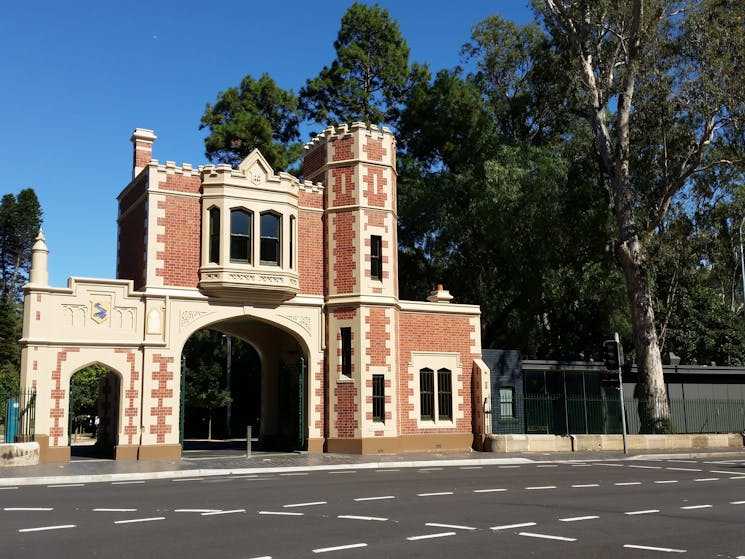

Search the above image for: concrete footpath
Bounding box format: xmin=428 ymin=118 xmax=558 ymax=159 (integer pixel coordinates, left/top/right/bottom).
xmin=2 ymin=447 xmax=745 ymax=487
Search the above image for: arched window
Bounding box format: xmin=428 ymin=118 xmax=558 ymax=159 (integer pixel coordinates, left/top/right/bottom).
xmin=260 ymin=212 xmax=281 ymax=266
xmin=208 ymin=207 xmax=220 ymax=264
xmin=230 ymin=209 xmax=251 ymax=263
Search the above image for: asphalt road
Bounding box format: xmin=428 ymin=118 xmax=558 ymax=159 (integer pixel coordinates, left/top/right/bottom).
xmin=1 ymin=456 xmax=744 ymax=558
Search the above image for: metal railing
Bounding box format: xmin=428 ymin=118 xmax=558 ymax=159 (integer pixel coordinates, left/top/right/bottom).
xmin=0 ymin=388 xmax=36 ymax=443
xmin=492 ymin=394 xmax=745 ymax=436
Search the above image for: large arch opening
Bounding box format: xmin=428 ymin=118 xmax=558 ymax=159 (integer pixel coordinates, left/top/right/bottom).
xmin=68 ymin=364 xmax=121 ymax=460
xmin=179 ymin=316 xmax=308 ymax=456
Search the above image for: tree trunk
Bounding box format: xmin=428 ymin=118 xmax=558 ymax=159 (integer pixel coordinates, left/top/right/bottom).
xmin=207 ymin=414 xmax=213 ymax=441
xmin=618 ymin=236 xmax=671 ymax=433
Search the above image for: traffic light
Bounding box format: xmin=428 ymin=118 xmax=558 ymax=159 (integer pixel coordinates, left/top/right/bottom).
xmin=603 ymin=339 xmax=621 ymax=371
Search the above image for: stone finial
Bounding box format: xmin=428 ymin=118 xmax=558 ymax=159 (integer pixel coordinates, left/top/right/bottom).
xmin=426 ymin=284 xmax=453 ymax=303
xmin=130 ymin=128 xmax=157 ymax=179
xmin=29 ymin=228 xmax=49 ymax=286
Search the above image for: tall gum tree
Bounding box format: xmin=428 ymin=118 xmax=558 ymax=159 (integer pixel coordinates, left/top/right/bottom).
xmin=538 ymin=0 xmax=745 ymax=430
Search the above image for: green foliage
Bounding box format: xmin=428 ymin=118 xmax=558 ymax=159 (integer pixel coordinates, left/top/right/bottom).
xmin=182 ymin=329 xmax=232 ymax=413
xmin=70 ymin=364 xmax=108 ymax=419
xmin=200 ymin=73 xmax=303 ymax=172
xmin=0 ymin=188 xmax=42 ymax=302
xmin=300 ymin=2 xmax=427 ymax=129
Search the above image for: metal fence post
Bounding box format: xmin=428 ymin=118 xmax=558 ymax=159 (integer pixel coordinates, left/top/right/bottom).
xmin=246 ymin=425 xmax=252 ymax=457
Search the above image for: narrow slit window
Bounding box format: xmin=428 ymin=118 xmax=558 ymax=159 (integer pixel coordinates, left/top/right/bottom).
xmin=372 ymin=374 xmax=385 ymax=422
xmin=341 ymin=327 xmax=352 ymax=378
xmin=289 ymin=215 xmax=295 ymax=269
xmin=420 ymin=368 xmax=434 ymax=420
xmin=437 ymin=368 xmax=452 ymax=420
xmin=209 ymin=208 xmax=220 ymax=264
xmin=371 ymin=235 xmax=382 ymax=281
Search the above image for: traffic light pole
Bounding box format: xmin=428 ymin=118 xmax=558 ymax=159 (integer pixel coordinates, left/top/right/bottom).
xmin=615 ymin=333 xmax=628 ymax=455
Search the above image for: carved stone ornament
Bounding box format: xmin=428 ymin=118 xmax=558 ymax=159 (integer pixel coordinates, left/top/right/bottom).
xmin=180 ymin=310 xmax=210 ymax=329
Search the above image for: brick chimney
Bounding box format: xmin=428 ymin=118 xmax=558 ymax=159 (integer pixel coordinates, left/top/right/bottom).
xmin=130 ymin=128 xmax=157 ymax=178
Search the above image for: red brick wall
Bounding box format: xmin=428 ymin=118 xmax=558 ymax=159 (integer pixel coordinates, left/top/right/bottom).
xmin=149 ymin=354 xmax=174 ymax=444
xmin=117 ymin=178 xmax=147 ymax=289
xmin=332 ymin=136 xmax=354 ymax=162
xmin=115 ymin=348 xmax=140 ymax=445
xmin=298 ymin=191 xmax=324 ymax=296
xmin=155 ymin=194 xmax=201 ymax=288
xmin=333 ymin=308 xmax=358 ymax=437
xmin=362 ymin=165 xmax=388 ymax=208
xmin=331 ymin=167 xmax=356 ymax=206
xmin=332 ymin=213 xmax=356 ymax=294
xmin=303 ymin=144 xmax=326 ymax=178
xmin=362 ymin=137 xmax=386 ymax=162
xmin=365 ymin=307 xmax=390 ymax=367
xmin=398 ymin=313 xmax=477 ymax=434
xmin=51 ymin=348 xmax=79 ymax=446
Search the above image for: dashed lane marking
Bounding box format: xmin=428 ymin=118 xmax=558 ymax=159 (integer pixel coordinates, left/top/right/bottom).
xmin=417 ymin=492 xmax=453 ymax=497
xmin=694 ymin=478 xmax=719 ymax=482
xmin=18 ymin=524 xmax=76 ymax=533
xmin=174 ymin=509 xmax=219 ymax=513
xmin=4 ymin=507 xmax=53 ymax=511
xmin=498 ymin=465 xmax=520 ymax=468
xmin=526 ymin=486 xmax=557 ymax=490
xmin=426 ymin=522 xmax=477 ymax=531
xmin=559 ymin=515 xmax=599 ymax=522
xmin=680 ymin=505 xmax=711 ymax=510
xmin=284 ymin=501 xmax=327 ymax=508
xmin=624 ymin=544 xmax=686 ymax=553
xmin=615 ymin=482 xmax=642 ymax=486
xmin=730 ymin=500 xmax=745 ymax=504
xmin=112 ymin=481 xmax=145 ymax=485
xmin=172 ymin=478 xmax=203 ymax=482
xmin=354 ymin=495 xmax=395 ymax=501
xmin=668 ymin=460 xmax=698 ymax=463
xmin=491 ymin=522 xmax=536 ymax=531
xmin=0 ymin=487 xmax=18 ymax=490
xmin=596 ymin=463 xmax=624 ymax=467
xmin=279 ymin=473 xmax=308 ymax=476
xmin=571 ymin=464 xmax=593 ymax=467
xmin=94 ymin=508 xmax=138 ymax=512
xmin=459 ymin=466 xmax=483 ymax=470
xmin=114 ymin=517 xmax=165 ymax=524
xmin=629 ymin=465 xmax=662 ymax=469
xmin=474 ymin=488 xmax=507 ymax=493
xmin=201 ymin=509 xmax=246 ymax=516
xmin=328 ymin=471 xmax=356 ymax=475
xmin=519 ymin=532 xmax=576 ymax=542
xmin=259 ymin=511 xmax=304 ymax=516
xmin=418 ymin=467 xmax=443 ymax=471
xmin=338 ymin=515 xmax=387 ymax=522
xmin=312 ymin=543 xmax=367 ymax=553
xmin=666 ymin=467 xmax=701 ymax=472
xmin=375 ymin=469 xmax=400 ymax=473
xmin=48 ymin=484 xmax=84 ymax=488
xmin=572 ymin=484 xmax=599 ymax=488
xmin=537 ymin=465 xmax=558 ymax=468
xmin=709 ymin=470 xmax=743 ymax=475
xmin=654 ymin=480 xmax=679 ymax=484
xmin=625 ymin=510 xmax=660 ymax=515
xmin=407 ymin=532 xmax=456 ymax=541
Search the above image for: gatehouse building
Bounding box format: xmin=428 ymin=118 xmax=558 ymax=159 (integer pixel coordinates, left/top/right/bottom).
xmin=20 ymin=123 xmax=490 ymax=462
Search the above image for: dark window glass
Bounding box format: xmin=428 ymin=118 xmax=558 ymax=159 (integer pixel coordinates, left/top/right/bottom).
xmin=209 ymin=208 xmax=220 ymax=264
xmin=372 ymin=374 xmax=385 ymax=422
xmin=420 ymin=368 xmax=434 ymax=420
xmin=371 ymin=235 xmax=382 ymax=281
xmin=341 ymin=327 xmax=352 ymax=378
xmin=230 ymin=209 xmax=251 ymax=263
xmin=260 ymin=212 xmax=280 ymax=265
xmin=437 ymin=368 xmax=452 ymax=420
xmin=289 ymin=216 xmax=295 ymax=269
xmin=499 ymin=387 xmax=515 ymax=419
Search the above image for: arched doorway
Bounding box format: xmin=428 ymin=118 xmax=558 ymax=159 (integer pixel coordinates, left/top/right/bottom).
xmin=179 ymin=316 xmax=308 ymax=456
xmin=68 ymin=364 xmax=121 ymax=459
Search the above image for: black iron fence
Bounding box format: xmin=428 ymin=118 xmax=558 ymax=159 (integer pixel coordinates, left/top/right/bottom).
xmin=493 ymin=394 xmax=745 ymax=435
xmin=0 ymin=388 xmax=36 ymax=443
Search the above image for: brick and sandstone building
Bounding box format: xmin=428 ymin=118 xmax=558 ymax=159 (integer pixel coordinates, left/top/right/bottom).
xmin=21 ymin=124 xmax=490 ymax=462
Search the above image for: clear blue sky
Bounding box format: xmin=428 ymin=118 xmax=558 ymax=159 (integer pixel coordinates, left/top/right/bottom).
xmin=1 ymin=1 xmax=535 ymax=287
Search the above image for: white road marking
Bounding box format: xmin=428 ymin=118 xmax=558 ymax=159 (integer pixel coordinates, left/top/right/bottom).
xmin=201 ymin=509 xmax=246 ymax=516
xmin=112 ymin=481 xmax=145 ymax=485
xmin=0 ymin=487 xmax=18 ymax=490
xmin=426 ymin=522 xmax=476 ymax=531
xmin=474 ymin=488 xmax=507 ymax=493
xmin=572 ymin=484 xmax=599 ymax=488
xmin=249 ymin=556 xmax=272 ymax=559
xmin=571 ymin=464 xmax=593 ymax=467
xmin=559 ymin=515 xmax=599 ymax=522
xmin=460 ymin=466 xmax=483 ymax=470
xmin=680 ymin=505 xmax=711 ymax=510
xmin=596 ymin=463 xmax=624 ymax=467
xmin=730 ymin=476 xmax=745 ymax=480
xmin=328 ymin=471 xmax=356 ymax=475
xmin=491 ymin=522 xmax=536 ymax=531
xmin=498 ymin=465 xmax=520 ymax=468
xmin=94 ymin=508 xmax=138 ymax=512
xmin=710 ymin=470 xmax=742 ymax=475
xmin=48 ymin=484 xmax=84 ymax=488
xmin=114 ymin=517 xmax=165 ymax=524
xmin=18 ymin=524 xmax=75 ymax=533
xmin=526 ymin=486 xmax=556 ymax=490
xmin=375 ymin=469 xmax=400 ymax=472
xmin=338 ymin=515 xmax=387 ymax=522
xmin=354 ymin=495 xmax=395 ymax=501
xmin=629 ymin=465 xmax=662 ymax=469
xmin=174 ymin=509 xmax=219 ymax=513
xmin=172 ymin=478 xmax=204 ymax=482
xmin=407 ymin=532 xmax=456 ymax=541
xmin=519 ymin=532 xmax=576 ymax=542
xmin=666 ymin=467 xmax=701 ymax=472
xmin=654 ymin=480 xmax=679 ymax=484
xmin=4 ymin=507 xmax=53 ymax=511
xmin=704 ymin=460 xmax=735 ymax=464
xmin=313 ymin=543 xmax=367 ymax=553
xmin=418 ymin=467 xmax=443 ymax=471
xmin=625 ymin=509 xmax=660 ymax=515
xmin=615 ymin=482 xmax=642 ymax=486
xmin=283 ymin=501 xmax=327 ymax=508
xmin=537 ymin=465 xmax=558 ymax=468
xmin=229 ymin=475 xmax=259 ymax=479
xmin=730 ymin=500 xmax=745 ymax=504
xmin=280 ymin=473 xmax=308 ymax=476
xmin=668 ymin=460 xmax=698 ymax=463
xmin=417 ymin=491 xmax=453 ymax=497
xmin=694 ymin=478 xmax=719 ymax=482
xmin=259 ymin=511 xmax=304 ymax=516
xmin=624 ymin=544 xmax=686 ymax=553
